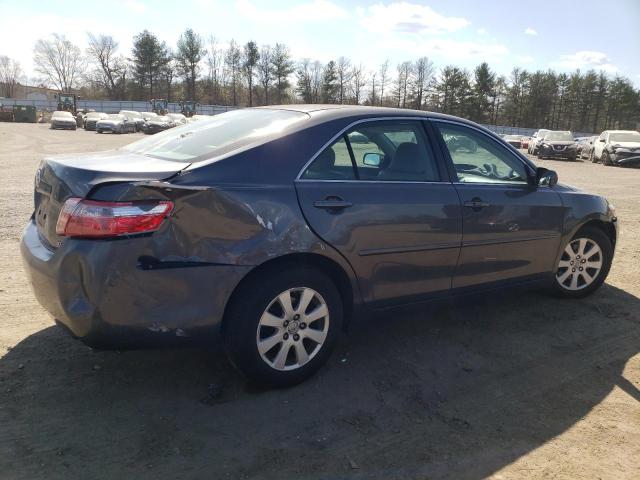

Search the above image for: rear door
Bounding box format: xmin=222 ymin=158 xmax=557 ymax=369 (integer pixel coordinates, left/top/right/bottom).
xmin=295 ymin=119 xmax=462 ymax=307
xmin=431 ymin=120 xmax=564 ymax=290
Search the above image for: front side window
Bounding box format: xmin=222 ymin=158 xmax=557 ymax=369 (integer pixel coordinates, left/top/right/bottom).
xmin=302 ymin=120 xmax=439 ymax=182
xmin=435 ymin=123 xmax=529 ymax=184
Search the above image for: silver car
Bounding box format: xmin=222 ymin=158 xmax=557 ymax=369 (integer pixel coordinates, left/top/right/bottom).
xmin=50 ymin=111 xmax=77 ymax=130
xmin=96 ymin=114 xmax=137 ymax=134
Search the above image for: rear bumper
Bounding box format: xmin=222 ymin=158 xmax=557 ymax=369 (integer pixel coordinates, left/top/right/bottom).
xmin=20 ymin=219 xmax=251 ymax=348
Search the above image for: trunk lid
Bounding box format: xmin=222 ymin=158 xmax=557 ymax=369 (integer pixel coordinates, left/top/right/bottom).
xmin=34 ymin=150 xmax=189 ymax=250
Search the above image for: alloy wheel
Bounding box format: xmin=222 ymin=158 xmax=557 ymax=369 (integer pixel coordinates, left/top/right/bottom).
xmin=256 ymin=287 xmax=330 ymax=371
xmin=556 ymin=238 xmax=603 ymax=291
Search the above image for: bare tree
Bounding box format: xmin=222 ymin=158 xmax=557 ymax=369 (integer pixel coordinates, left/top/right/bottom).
xmin=311 ymin=60 xmax=323 ymax=103
xmin=85 ymin=33 xmax=127 ymax=99
xmin=257 ymin=45 xmax=273 ymax=105
xmin=33 ymin=34 xmax=84 ymax=91
xmin=350 ymin=64 xmax=367 ymax=105
xmin=206 ymin=36 xmax=223 ymax=104
xmin=336 ymin=56 xmax=352 ymax=104
xmin=410 ymin=57 xmax=435 ymax=109
xmin=369 ymin=72 xmax=377 ymax=105
xmin=395 ymin=61 xmax=412 ymax=108
xmin=225 ymin=39 xmax=242 ymax=105
xmin=378 ymin=60 xmax=389 ymax=106
xmin=0 ymin=56 xmax=22 ymax=97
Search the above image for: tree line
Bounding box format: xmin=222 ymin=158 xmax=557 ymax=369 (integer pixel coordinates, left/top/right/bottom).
xmin=1 ymin=30 xmax=638 ymax=132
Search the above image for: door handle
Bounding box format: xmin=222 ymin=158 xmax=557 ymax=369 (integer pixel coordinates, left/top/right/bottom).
xmin=463 ymin=198 xmax=490 ymax=210
xmin=313 ymin=197 xmax=353 ymax=210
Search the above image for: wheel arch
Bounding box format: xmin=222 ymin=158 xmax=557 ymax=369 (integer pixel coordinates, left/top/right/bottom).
xmin=576 ymin=219 xmax=617 ymax=249
xmin=221 ymin=252 xmax=358 ymax=336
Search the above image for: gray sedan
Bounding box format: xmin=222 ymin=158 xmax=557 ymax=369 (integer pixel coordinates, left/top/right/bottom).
xmin=96 ymin=114 xmax=137 ymax=134
xmin=21 ymin=106 xmax=617 ymax=387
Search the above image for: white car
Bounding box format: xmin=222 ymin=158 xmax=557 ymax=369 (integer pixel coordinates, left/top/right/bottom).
xmin=167 ymin=113 xmax=188 ymax=125
xmin=528 ymin=129 xmax=550 ymax=155
xmin=50 ymin=111 xmax=77 ymax=130
xmin=592 ymin=130 xmax=640 ymax=166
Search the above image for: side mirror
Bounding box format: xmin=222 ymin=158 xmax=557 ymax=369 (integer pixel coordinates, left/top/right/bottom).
xmin=536 ymin=167 xmax=558 ymax=187
xmin=363 ymin=152 xmax=382 ymax=167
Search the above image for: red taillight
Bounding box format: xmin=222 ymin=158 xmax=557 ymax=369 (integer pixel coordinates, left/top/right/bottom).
xmin=55 ymin=198 xmax=174 ymax=238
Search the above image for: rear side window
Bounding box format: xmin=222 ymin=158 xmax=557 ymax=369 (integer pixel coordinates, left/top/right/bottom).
xmin=124 ymin=109 xmax=308 ymax=162
xmin=302 ymin=120 xmax=439 ymax=182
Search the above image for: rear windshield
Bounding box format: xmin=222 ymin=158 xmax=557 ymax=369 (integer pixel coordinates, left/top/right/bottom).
xmin=610 ymin=132 xmax=640 ymax=142
xmin=545 ymin=131 xmax=573 ymax=141
xmin=123 ymin=109 xmax=309 ymax=162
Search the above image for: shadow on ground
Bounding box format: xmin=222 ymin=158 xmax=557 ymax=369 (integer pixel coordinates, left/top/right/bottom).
xmin=1 ymin=285 xmax=638 ymax=479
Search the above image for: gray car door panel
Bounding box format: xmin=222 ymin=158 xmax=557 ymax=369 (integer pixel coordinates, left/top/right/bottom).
xmin=295 ymin=181 xmax=462 ymax=306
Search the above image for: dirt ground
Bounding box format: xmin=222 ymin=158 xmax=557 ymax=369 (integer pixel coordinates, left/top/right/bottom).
xmin=0 ymin=123 xmax=638 ymax=480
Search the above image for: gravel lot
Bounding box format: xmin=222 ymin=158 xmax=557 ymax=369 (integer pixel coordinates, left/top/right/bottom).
xmin=0 ymin=123 xmax=638 ymax=480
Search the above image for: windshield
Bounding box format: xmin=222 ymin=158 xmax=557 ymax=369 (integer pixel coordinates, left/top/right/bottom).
xmin=121 ymin=111 xmax=141 ymax=118
xmin=155 ymin=116 xmax=170 ymax=122
xmin=545 ymin=131 xmax=573 ymax=141
xmin=52 ymin=111 xmax=72 ymax=119
xmin=86 ymin=113 xmax=104 ymax=119
xmin=124 ymin=109 xmax=308 ymax=162
xmin=610 ymin=132 xmax=640 ymax=142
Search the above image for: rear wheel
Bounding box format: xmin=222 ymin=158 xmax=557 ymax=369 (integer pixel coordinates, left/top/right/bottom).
xmin=552 ymin=227 xmax=612 ymax=298
xmin=224 ymin=267 xmax=343 ymax=387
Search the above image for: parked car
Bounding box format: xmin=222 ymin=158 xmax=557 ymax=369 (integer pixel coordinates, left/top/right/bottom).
xmin=141 ymin=111 xmax=159 ymax=121
xmin=577 ymin=136 xmax=595 ymax=160
xmin=96 ymin=114 xmax=137 ymax=134
xmin=141 ymin=115 xmax=174 ymax=134
xmin=50 ymin=111 xmax=77 ymax=130
xmin=167 ymin=113 xmax=188 ymax=125
xmin=119 ymin=110 xmax=145 ymax=132
xmin=502 ymin=134 xmax=522 ymax=149
xmin=21 ymin=106 xmax=617 ymax=387
xmin=528 ymin=129 xmax=550 ymax=155
xmin=591 ymin=130 xmax=640 ymax=167
xmin=83 ymin=112 xmax=108 ymax=131
xmin=537 ymin=131 xmax=577 ymax=160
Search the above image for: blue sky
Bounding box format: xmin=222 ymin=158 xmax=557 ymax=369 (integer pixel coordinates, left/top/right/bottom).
xmin=1 ymin=0 xmax=639 ymax=85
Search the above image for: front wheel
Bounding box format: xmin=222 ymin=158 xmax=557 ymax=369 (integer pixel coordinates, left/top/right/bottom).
xmin=224 ymin=267 xmax=343 ymax=387
xmin=552 ymin=227 xmax=613 ymax=298
xmin=601 ymin=151 xmax=612 ymax=166
xmin=590 ymin=150 xmax=598 ymax=163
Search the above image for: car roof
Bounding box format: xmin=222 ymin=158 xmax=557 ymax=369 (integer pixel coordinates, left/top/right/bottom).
xmin=253 ymin=104 xmax=486 ymax=130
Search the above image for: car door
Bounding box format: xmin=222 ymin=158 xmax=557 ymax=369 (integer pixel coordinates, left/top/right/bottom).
xmin=431 ymin=120 xmax=565 ymax=291
xmin=295 ymin=119 xmax=462 ymax=307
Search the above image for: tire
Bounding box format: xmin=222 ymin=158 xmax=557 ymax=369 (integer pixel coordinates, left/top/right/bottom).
xmin=590 ymin=150 xmax=598 ymax=163
xmin=537 ymin=151 xmax=544 ymax=160
xmin=602 ymin=151 xmax=612 ymax=166
xmin=551 ymin=227 xmax=613 ymax=299
xmin=224 ymin=266 xmax=343 ymax=387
